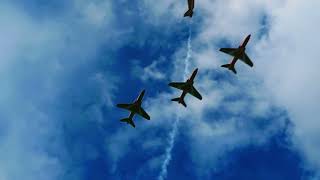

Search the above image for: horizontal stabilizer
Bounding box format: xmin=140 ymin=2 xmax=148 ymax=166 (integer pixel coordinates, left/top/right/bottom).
xmin=120 ymin=118 xmax=135 ymax=128
xmin=221 ymin=64 xmax=229 ymax=68
xmin=181 ymin=100 xmax=187 ymax=107
xmin=221 ymin=64 xmax=237 ymax=74
xmin=171 ymin=98 xmax=180 ymax=102
xmin=184 ymin=10 xmax=193 ymax=17
xmin=171 ymin=97 xmax=187 ymax=107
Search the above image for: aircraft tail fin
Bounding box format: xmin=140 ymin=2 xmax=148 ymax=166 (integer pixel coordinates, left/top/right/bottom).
xmin=171 ymin=97 xmax=187 ymax=107
xmin=221 ymin=64 xmax=237 ymax=74
xmin=184 ymin=10 xmax=193 ymax=17
xmin=120 ymin=118 xmax=135 ymax=128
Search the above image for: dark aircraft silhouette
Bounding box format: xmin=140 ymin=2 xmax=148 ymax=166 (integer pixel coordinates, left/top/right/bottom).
xmin=116 ymin=90 xmax=150 ymax=128
xmin=169 ymin=68 xmax=202 ymax=107
xmin=184 ymin=0 xmax=194 ymax=17
xmin=219 ymin=34 xmax=254 ymax=74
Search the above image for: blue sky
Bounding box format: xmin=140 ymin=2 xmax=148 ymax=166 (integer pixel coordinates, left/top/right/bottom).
xmin=0 ymin=0 xmax=319 ymax=180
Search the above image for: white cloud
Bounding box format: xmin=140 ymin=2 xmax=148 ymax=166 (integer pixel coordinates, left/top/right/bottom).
xmin=141 ymin=0 xmax=185 ymax=26
xmin=132 ymin=57 xmax=167 ymax=81
xmin=254 ymin=0 xmax=320 ymax=175
xmin=73 ymin=0 xmax=114 ymax=27
xmin=0 ymin=1 xmax=120 ymax=180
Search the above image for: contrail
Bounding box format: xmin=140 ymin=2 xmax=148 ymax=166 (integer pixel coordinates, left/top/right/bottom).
xmin=157 ymin=114 xmax=180 ymax=180
xmin=184 ymin=24 xmax=192 ymax=80
xmin=158 ymin=21 xmax=192 ymax=180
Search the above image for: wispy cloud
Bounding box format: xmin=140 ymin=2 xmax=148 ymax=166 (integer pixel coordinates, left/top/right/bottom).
xmin=132 ymin=57 xmax=167 ymax=82
xmin=253 ymin=1 xmax=320 ymax=176
xmin=0 ymin=1 xmax=121 ymax=179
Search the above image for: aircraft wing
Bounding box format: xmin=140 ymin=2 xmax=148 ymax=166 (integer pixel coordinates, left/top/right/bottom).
xmin=188 ymin=86 xmax=202 ymax=100
xmin=136 ymin=107 xmax=150 ymax=120
xmin=169 ymin=82 xmax=187 ymax=91
xmin=121 ymin=118 xmax=136 ymax=128
xmin=219 ymin=48 xmax=239 ymax=57
xmin=116 ymin=103 xmax=134 ymax=111
xmin=239 ymin=52 xmax=254 ymax=67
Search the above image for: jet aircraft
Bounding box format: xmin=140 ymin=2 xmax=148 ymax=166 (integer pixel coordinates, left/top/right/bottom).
xmin=169 ymin=68 xmax=202 ymax=107
xmin=116 ymin=90 xmax=150 ymax=128
xmin=184 ymin=0 xmax=194 ymax=17
xmin=219 ymin=34 xmax=254 ymax=74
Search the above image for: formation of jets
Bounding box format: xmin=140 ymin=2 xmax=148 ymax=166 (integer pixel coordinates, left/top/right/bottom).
xmin=117 ymin=0 xmax=254 ymax=127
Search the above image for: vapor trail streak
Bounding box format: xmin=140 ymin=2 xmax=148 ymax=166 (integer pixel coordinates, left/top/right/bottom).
xmin=158 ymin=22 xmax=192 ymax=180
xmin=184 ymin=25 xmax=192 ymax=80
xmin=157 ymin=115 xmax=180 ymax=180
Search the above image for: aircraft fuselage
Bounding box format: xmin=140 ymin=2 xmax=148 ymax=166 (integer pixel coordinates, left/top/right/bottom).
xmin=129 ymin=111 xmax=135 ymax=119
xmin=127 ymin=90 xmax=145 ymax=118
xmin=230 ymin=34 xmax=250 ymax=67
xmin=178 ymin=68 xmax=198 ymax=103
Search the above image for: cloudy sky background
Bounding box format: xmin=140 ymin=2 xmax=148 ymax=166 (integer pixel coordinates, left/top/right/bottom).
xmin=0 ymin=0 xmax=319 ymax=179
